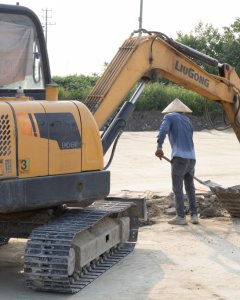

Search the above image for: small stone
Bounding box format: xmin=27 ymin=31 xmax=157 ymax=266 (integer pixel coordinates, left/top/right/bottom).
xmin=165 ymin=207 xmax=176 ymax=215
xmin=200 ymin=207 xmax=216 ymax=218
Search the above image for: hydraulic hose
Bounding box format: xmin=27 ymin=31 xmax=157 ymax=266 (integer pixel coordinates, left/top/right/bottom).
xmin=234 ymin=95 xmax=240 ymax=128
xmin=204 ymin=100 xmax=231 ymax=131
xmin=103 ymin=130 xmax=123 ymax=170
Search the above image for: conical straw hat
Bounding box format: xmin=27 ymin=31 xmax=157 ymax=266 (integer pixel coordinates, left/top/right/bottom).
xmin=162 ymin=98 xmax=192 ymax=113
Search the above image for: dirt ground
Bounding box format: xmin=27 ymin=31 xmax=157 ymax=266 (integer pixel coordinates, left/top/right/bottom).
xmin=0 ymin=213 xmax=239 ymax=300
xmin=0 ymin=130 xmax=240 ymax=300
xmin=117 ymin=190 xmax=229 ymax=224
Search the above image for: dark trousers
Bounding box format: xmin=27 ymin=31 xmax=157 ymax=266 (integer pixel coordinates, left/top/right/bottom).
xmin=171 ymin=157 xmax=197 ymax=218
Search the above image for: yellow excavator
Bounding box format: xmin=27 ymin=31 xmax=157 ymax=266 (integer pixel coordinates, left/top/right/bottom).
xmin=0 ymin=3 xmax=239 ymax=294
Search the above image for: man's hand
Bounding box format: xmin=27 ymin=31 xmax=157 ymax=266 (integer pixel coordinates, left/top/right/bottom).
xmin=155 ymin=148 xmax=164 ymax=160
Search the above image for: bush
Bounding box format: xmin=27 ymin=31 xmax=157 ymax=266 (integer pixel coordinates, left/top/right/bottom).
xmin=135 ymin=82 xmax=205 ymax=116
xmin=52 ymin=75 xmax=218 ymax=117
xmin=52 ymin=74 xmax=99 ymax=101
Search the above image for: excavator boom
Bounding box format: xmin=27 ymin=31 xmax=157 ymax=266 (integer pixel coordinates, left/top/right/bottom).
xmin=84 ymin=31 xmax=240 ymax=142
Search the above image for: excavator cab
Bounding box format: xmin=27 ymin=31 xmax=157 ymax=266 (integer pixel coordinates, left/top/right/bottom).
xmin=0 ymin=4 xmax=51 ymax=99
xmin=0 ymin=4 xmax=108 ymax=213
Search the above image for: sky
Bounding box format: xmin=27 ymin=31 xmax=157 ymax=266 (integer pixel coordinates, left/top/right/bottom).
xmin=2 ymin=0 xmax=240 ymax=76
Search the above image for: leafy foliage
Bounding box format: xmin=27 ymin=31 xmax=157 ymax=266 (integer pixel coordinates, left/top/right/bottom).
xmin=176 ymin=18 xmax=240 ymax=75
xmin=135 ymin=82 xmax=205 ymax=116
xmin=52 ymin=74 xmax=99 ymax=101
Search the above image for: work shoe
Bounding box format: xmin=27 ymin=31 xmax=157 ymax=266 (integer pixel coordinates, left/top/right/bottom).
xmin=191 ymin=214 xmax=199 ymax=224
xmin=168 ymin=216 xmax=187 ymax=225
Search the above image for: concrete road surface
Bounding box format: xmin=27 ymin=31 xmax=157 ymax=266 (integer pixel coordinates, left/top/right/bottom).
xmin=0 ymin=129 xmax=240 ymax=300
xmin=107 ymin=129 xmax=240 ymax=194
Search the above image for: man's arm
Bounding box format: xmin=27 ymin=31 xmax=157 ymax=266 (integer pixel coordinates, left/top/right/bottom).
xmin=155 ymin=115 xmax=170 ymax=159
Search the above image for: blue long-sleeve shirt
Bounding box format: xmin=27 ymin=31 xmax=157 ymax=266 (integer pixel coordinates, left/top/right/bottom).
xmin=157 ymin=112 xmax=195 ymax=159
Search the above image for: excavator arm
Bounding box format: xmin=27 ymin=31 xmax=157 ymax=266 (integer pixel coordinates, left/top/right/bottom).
xmin=84 ymin=30 xmax=240 ymax=142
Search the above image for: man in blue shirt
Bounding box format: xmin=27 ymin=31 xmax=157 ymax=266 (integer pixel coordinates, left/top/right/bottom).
xmin=155 ymin=98 xmax=198 ymax=225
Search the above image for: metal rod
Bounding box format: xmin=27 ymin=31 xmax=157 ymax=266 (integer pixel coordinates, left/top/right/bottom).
xmin=129 ymin=81 xmax=145 ymax=104
xmin=138 ymin=0 xmax=143 ymax=30
xmin=102 ymin=81 xmax=146 ymax=154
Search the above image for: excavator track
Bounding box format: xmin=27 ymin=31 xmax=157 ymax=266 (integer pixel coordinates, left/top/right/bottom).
xmin=24 ymin=200 xmax=138 ymax=294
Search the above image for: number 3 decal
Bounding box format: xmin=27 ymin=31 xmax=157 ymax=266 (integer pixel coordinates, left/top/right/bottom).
xmin=19 ymin=159 xmax=30 ymax=172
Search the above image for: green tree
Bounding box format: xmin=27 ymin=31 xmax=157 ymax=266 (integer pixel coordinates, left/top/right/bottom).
xmin=176 ymin=22 xmax=223 ymax=74
xmin=176 ymin=18 xmax=240 ymax=75
xmin=221 ymin=18 xmax=240 ymax=72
